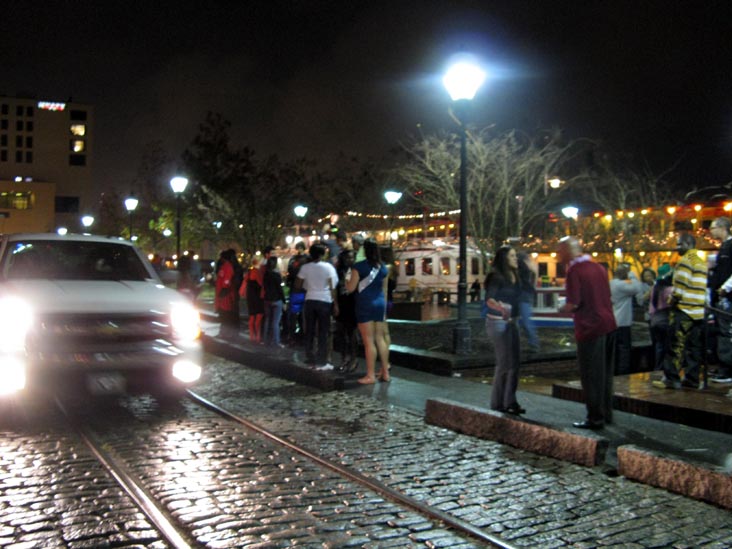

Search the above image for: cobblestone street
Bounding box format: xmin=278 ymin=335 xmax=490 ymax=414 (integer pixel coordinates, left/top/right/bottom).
xmin=1 ymin=353 xmax=731 ymax=548
xmin=191 ymin=355 xmax=732 ymax=548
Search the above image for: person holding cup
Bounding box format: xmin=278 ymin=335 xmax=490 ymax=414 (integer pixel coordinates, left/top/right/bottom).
xmin=484 ymin=245 xmax=525 ymax=414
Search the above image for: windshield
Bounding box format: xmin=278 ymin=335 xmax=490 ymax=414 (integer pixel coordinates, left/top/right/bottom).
xmin=3 ymin=240 xmax=154 ymax=281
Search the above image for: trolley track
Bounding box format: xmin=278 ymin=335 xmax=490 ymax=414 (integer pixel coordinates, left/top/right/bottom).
xmin=53 ymin=391 xmax=515 ymax=548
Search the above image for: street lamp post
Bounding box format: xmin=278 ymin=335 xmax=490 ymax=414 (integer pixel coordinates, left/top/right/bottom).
xmin=384 ymin=190 xmax=403 ymax=243
xmin=81 ymin=215 xmax=94 ymax=234
xmin=170 ymin=176 xmax=189 ymax=258
xmin=443 ymin=57 xmax=486 ymax=355
xmin=124 ymin=197 xmax=138 ymax=241
xmin=293 ymin=204 xmax=308 ymax=241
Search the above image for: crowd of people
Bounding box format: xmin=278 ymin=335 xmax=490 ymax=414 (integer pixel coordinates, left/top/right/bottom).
xmin=186 ymin=216 xmax=732 ymax=429
xmin=207 ymin=230 xmax=392 ymax=385
xmin=482 ymin=216 xmax=732 ymax=430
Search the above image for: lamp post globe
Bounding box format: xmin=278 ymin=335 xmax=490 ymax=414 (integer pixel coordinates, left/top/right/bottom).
xmin=124 ymin=197 xmax=138 ymax=241
xmin=81 ymin=215 xmax=94 ymax=230
xmin=170 ymin=177 xmax=189 ymax=259
xmin=443 ymin=56 xmax=485 ymax=355
xmin=293 ymin=205 xmax=308 ymax=239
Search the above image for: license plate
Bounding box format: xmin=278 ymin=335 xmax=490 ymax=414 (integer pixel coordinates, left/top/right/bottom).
xmin=86 ymin=372 xmax=126 ymax=395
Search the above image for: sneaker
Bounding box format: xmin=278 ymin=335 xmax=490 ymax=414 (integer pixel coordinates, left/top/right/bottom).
xmin=652 ymin=378 xmax=680 ymax=389
xmin=710 ymin=375 xmax=732 ymax=384
xmin=316 ymin=363 xmax=335 ymax=371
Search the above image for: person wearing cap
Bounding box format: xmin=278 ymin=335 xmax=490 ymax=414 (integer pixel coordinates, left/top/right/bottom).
xmin=656 ymin=233 xmax=707 ymax=389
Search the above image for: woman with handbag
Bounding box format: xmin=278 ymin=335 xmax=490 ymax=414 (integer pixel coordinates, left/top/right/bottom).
xmin=484 ymin=245 xmax=525 ymax=414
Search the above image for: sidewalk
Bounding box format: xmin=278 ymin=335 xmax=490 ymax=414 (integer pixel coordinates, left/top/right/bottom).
xmin=199 ymin=308 xmax=732 ymax=508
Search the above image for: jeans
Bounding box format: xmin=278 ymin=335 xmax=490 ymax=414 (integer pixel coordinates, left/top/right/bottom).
xmin=485 ymin=318 xmax=520 ymax=411
xmin=304 ymin=300 xmax=332 ymax=364
xmin=263 ymin=300 xmax=283 ymax=346
xmin=518 ymin=299 xmax=539 ymax=349
xmin=663 ymin=309 xmax=702 ymax=384
xmin=613 ymin=326 xmax=632 ymax=375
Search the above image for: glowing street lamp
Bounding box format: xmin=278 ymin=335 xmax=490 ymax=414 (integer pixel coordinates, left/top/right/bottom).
xmin=81 ymin=215 xmax=94 ymax=233
xmin=294 ymin=204 xmax=308 ymax=237
xmin=443 ymin=55 xmax=486 ymax=355
xmin=170 ymin=176 xmax=189 ymax=258
xmin=124 ymin=196 xmax=139 ymax=241
xmin=384 ymin=190 xmax=403 ymax=243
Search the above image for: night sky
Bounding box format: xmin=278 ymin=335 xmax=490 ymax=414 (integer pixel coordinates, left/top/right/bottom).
xmin=2 ymin=1 xmax=731 ymax=195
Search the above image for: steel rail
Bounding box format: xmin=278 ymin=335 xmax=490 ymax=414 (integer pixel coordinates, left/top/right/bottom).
xmin=188 ymin=389 xmax=517 ymax=549
xmin=56 ymin=398 xmax=194 ymax=549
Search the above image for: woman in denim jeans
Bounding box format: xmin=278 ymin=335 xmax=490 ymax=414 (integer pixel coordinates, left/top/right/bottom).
xmin=484 ymin=245 xmax=525 ymax=414
xmin=262 ymin=256 xmax=285 ymax=347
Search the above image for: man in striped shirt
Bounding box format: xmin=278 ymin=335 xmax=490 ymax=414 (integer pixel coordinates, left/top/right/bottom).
xmin=658 ymin=233 xmax=707 ymax=389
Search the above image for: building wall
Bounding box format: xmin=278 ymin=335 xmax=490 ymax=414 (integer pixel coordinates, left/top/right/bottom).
xmin=0 ymin=96 xmax=94 ymax=233
xmin=0 ymin=179 xmax=56 ymax=233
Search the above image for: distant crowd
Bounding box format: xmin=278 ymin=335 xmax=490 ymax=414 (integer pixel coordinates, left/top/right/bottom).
xmin=207 ymin=229 xmax=395 ymax=385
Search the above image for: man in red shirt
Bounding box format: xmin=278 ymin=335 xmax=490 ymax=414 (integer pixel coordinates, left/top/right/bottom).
xmin=558 ymin=237 xmax=617 ymax=429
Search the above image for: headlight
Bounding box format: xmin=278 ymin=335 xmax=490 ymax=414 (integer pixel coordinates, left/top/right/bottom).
xmin=0 ymin=296 xmax=33 ymax=352
xmin=0 ymin=355 xmax=26 ymax=395
xmin=170 ymin=302 xmax=201 ymax=342
xmin=172 ymin=360 xmax=202 ymax=383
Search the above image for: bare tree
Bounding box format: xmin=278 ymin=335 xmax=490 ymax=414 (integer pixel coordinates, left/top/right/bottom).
xmin=393 ymin=127 xmax=589 ymax=254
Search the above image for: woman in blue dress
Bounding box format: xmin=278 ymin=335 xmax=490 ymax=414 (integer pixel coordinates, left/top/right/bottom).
xmin=346 ymin=237 xmax=390 ymax=384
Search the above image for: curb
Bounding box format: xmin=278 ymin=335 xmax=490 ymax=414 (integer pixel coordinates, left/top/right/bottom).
xmin=202 ymin=334 xmax=345 ymax=391
xmin=618 ymin=445 xmax=732 ymax=509
xmin=425 ymin=398 xmax=607 ymax=467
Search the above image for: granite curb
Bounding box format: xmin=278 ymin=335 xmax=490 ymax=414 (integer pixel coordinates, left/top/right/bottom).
xmin=425 ymin=397 xmax=607 ymax=467
xmin=618 ymin=445 xmax=732 ymax=509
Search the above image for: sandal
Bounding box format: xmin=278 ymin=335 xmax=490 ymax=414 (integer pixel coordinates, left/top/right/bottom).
xmin=358 ymin=376 xmax=376 ymax=385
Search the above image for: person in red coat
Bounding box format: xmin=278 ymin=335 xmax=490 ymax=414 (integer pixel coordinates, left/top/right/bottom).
xmin=215 ymin=249 xmax=240 ymax=340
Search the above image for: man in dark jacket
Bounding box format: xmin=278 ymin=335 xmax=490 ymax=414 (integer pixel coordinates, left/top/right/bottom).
xmin=708 ymin=217 xmax=732 ymax=383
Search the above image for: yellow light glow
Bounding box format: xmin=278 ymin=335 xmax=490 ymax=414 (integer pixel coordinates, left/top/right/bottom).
xmin=592 ymin=252 xmax=598 ymax=257
xmin=627 ymin=212 xmax=635 ymax=218
xmin=694 ymin=204 xmax=702 ymax=211
xmin=641 ymin=209 xmax=648 ymax=215
xmin=531 ymin=252 xmax=538 ymax=258
xmin=691 ymin=218 xmax=698 ymax=224
xmin=639 ymin=251 xmax=646 ymax=257
xmin=550 ymin=252 xmax=556 ymax=258
xmin=617 ymin=211 xmax=624 ymax=217
xmin=593 ymin=212 xmax=601 ymax=218
xmin=666 ymin=206 xmax=676 ymax=215
xmin=604 ymin=215 xmax=613 ymax=222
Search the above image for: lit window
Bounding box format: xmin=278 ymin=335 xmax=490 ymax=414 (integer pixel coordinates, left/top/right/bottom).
xmin=440 ymin=257 xmax=451 ymax=275
xmin=70 ymin=140 xmax=85 ymax=152
xmin=11 ymin=193 xmax=30 ymax=210
xmin=422 ymin=258 xmax=433 ymax=275
xmin=70 ymin=124 xmax=86 ymax=136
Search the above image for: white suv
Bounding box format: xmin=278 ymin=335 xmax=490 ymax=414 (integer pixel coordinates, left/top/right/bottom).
xmin=0 ymin=233 xmax=203 ymax=398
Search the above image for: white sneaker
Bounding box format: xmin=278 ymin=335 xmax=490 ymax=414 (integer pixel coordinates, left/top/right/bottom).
xmin=316 ymin=363 xmax=335 ymax=371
